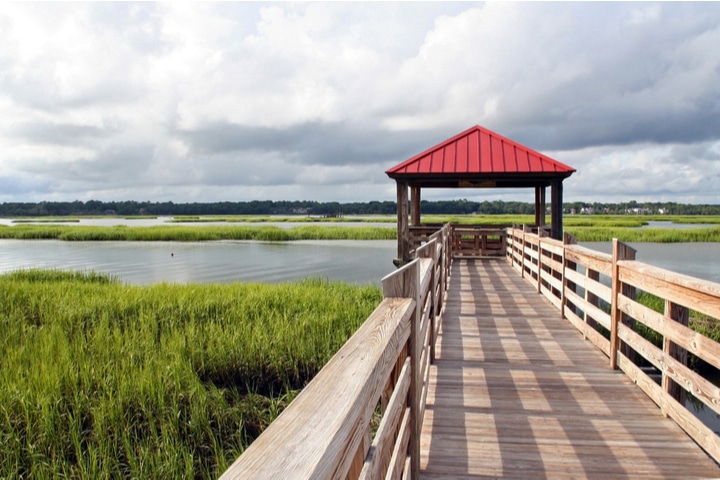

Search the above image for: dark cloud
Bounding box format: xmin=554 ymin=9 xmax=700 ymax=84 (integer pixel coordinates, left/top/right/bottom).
xmin=1 ymin=2 xmax=720 ymax=203
xmin=177 ymin=121 xmax=443 ymax=168
xmin=21 ymin=144 xmax=154 ymax=184
xmin=0 ymin=174 xmax=52 ymax=197
xmin=478 ymin=3 xmax=720 ymax=151
xmin=10 ymin=122 xmax=117 ymax=146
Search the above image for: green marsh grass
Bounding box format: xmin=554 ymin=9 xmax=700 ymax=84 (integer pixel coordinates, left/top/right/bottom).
xmin=172 ymin=215 xmax=396 ymax=224
xmin=11 ymin=218 xmax=80 ymax=223
xmin=0 ymin=224 xmax=396 ymax=242
xmin=3 ymin=215 xmax=720 ymax=243
xmin=421 ymin=214 xmax=534 ymax=225
xmin=643 ymin=215 xmax=720 ymax=225
xmin=567 ymin=225 xmax=720 ymax=242
xmin=0 ymin=270 xmax=382 ymax=478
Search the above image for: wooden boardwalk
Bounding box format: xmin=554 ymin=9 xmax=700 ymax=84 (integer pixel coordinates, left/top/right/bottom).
xmin=420 ymin=258 xmax=720 ymax=479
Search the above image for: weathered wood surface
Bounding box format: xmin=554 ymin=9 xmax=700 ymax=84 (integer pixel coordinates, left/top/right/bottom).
xmin=420 ymin=259 xmax=719 ymax=479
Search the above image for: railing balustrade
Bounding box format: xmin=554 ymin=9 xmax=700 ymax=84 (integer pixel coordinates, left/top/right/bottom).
xmin=507 ymin=226 xmax=720 ymax=463
xmin=410 ymin=223 xmax=508 ymax=258
xmin=221 ymin=224 xmax=451 ymax=480
xmin=223 ymin=223 xmax=720 ymax=478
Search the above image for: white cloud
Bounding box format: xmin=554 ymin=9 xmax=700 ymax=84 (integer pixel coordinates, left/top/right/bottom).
xmin=0 ymin=2 xmax=719 ymax=204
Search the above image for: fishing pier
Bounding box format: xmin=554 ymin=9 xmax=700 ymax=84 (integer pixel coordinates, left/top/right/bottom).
xmin=222 ymin=126 xmax=720 ymax=478
xmin=222 ymin=224 xmax=720 ymax=478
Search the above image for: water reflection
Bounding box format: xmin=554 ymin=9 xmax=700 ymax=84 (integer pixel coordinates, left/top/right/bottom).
xmin=581 ymin=242 xmax=720 ymax=284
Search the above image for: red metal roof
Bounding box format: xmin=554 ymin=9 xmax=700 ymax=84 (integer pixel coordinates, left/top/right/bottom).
xmin=386 ymin=125 xmax=575 ymax=177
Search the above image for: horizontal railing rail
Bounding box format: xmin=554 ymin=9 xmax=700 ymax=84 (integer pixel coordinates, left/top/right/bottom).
xmin=410 ymin=224 xmax=509 ymax=258
xmin=451 ymin=225 xmax=506 ymax=258
xmin=408 ymin=224 xmax=444 ymax=252
xmin=221 ymin=224 xmax=452 ymax=480
xmin=506 ymin=226 xmax=720 ymax=462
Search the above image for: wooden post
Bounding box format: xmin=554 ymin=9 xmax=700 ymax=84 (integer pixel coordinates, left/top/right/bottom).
xmin=418 ymin=239 xmax=439 ymax=364
xmin=382 ymin=259 xmax=421 ymax=479
xmin=520 ymin=225 xmax=527 ymax=278
xmin=663 ymin=300 xmax=689 ymax=407
xmin=535 ymin=186 xmax=546 ymax=227
xmin=562 ymin=232 xmax=577 ymax=320
xmin=537 ymin=229 xmax=545 ymax=293
xmin=408 ymin=260 xmax=421 ymax=480
xmin=410 ymin=185 xmax=421 ymax=227
xmin=395 ymin=182 xmax=409 ymax=265
xmin=610 ymin=239 xmax=637 ymax=369
xmin=585 ymin=268 xmax=600 ymax=332
xmin=550 ymin=180 xmax=563 ymax=240
xmin=509 ymin=225 xmax=518 ymax=268
xmin=619 ymin=250 xmax=637 ymax=362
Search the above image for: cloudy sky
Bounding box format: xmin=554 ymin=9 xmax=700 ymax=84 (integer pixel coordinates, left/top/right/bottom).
xmin=1 ymin=2 xmax=719 ymax=205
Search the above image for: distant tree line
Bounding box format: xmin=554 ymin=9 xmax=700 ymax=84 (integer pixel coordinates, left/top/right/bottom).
xmin=1 ymin=199 xmax=719 ymax=217
xmin=564 ymin=201 xmax=720 ymax=215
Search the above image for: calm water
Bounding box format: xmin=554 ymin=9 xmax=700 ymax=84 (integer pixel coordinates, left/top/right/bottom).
xmin=0 ymin=240 xmax=397 ymax=285
xmin=582 ymin=242 xmax=720 ymax=284
xmin=1 ymin=237 xmax=719 ymax=285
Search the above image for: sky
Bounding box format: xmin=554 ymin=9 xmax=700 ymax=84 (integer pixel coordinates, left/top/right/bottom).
xmin=1 ymin=2 xmax=719 ymax=205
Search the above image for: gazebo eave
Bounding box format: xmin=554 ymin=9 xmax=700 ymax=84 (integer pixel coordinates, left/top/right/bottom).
xmin=386 ymin=125 xmax=576 ymax=264
xmin=386 ymin=172 xmax=573 ymax=190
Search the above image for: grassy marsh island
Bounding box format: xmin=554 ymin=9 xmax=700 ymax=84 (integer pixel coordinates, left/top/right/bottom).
xmin=0 ymin=270 xmax=382 ymax=478
xmin=170 ymin=215 xmax=396 ymax=223
xmin=1 ymin=214 xmax=720 ymax=242
xmin=0 ymin=224 xmax=396 ymax=241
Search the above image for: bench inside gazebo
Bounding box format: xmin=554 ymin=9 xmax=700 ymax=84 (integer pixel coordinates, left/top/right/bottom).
xmin=385 ymin=125 xmax=576 ymax=264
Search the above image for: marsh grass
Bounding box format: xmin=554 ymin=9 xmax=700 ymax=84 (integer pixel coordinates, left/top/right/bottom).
xmin=0 ymin=270 xmax=381 ymax=478
xmin=567 ymin=226 xmax=720 ymax=242
xmin=421 ymin=214 xmax=534 ymax=225
xmin=172 ymin=215 xmax=396 ymax=224
xmin=644 ymin=215 xmax=720 ymax=225
xmin=0 ymin=224 xmax=396 ymax=242
xmin=11 ymin=218 xmax=81 ymax=223
xmin=3 ymin=215 xmax=720 ymax=243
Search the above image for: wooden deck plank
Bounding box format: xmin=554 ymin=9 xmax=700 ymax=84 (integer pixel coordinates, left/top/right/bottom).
xmin=420 ymin=258 xmax=720 ymax=479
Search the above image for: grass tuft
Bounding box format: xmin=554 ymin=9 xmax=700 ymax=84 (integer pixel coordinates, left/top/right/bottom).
xmin=0 ymin=270 xmax=381 ymax=478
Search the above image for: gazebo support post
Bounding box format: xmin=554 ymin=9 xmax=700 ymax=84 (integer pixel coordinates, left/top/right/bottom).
xmin=410 ymin=185 xmax=421 ymax=227
xmin=550 ymin=180 xmax=563 ymax=240
xmin=395 ymin=181 xmax=410 ymax=266
xmin=534 ymin=186 xmax=546 ymax=228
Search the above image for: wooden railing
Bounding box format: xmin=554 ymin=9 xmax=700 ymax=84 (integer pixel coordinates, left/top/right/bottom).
xmin=451 ymin=226 xmax=506 ymax=257
xmin=221 ymin=224 xmax=451 ymax=480
xmin=506 ymin=226 xmax=720 ymax=462
xmin=410 ymin=224 xmax=508 ymax=258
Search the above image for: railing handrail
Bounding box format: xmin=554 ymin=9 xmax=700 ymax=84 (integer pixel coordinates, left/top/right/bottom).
xmin=221 ymin=223 xmax=452 ymax=480
xmin=506 ymin=225 xmax=720 ymax=463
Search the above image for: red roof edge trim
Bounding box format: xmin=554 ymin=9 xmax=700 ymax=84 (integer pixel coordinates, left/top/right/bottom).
xmin=386 ymin=125 xmax=576 ymax=176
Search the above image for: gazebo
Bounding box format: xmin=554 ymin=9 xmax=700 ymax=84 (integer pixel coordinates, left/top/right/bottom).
xmin=386 ymin=125 xmax=575 ymax=263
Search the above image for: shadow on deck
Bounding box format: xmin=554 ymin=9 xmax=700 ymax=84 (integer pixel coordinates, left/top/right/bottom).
xmin=421 ymin=258 xmax=719 ymax=479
